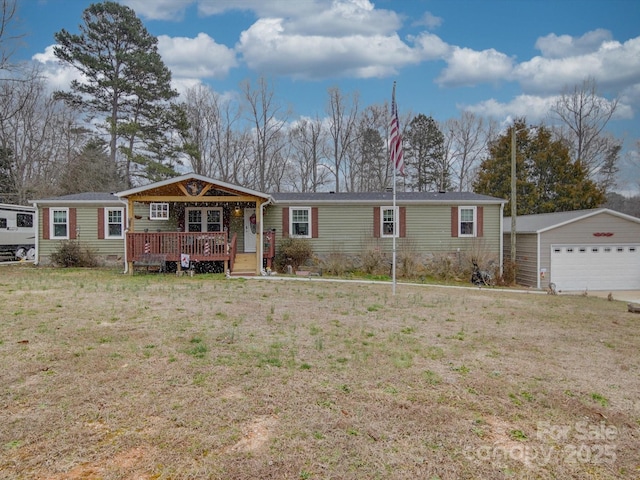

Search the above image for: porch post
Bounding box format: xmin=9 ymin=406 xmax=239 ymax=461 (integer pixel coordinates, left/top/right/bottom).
xmin=127 ymin=198 xmax=135 ymax=275
xmin=256 ymin=199 xmax=263 ymax=275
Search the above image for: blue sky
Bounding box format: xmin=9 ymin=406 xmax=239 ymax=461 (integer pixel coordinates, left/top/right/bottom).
xmin=14 ymin=0 xmax=640 ymax=193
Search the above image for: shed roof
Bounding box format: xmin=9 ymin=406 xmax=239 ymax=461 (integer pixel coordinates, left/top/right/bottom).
xmin=504 ymin=208 xmax=640 ymax=234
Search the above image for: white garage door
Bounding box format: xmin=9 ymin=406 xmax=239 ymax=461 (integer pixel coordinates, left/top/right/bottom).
xmin=550 ymin=244 xmax=640 ymax=291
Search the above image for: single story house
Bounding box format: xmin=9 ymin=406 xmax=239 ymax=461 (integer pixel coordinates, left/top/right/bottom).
xmin=32 ymin=173 xmax=506 ymax=276
xmin=503 ymin=208 xmax=640 ymax=291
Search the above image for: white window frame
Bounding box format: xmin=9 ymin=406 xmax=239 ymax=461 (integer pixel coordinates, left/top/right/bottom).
xmin=185 ymin=207 xmax=223 ymax=232
xmin=458 ymin=206 xmax=476 ymax=237
xmin=105 ymin=207 xmax=124 ymax=239
xmin=290 ymin=207 xmax=311 ymax=238
xmin=50 ymin=208 xmax=69 ymax=239
xmin=381 ymin=206 xmax=398 ymax=238
xmin=150 ymin=202 xmax=169 ymax=220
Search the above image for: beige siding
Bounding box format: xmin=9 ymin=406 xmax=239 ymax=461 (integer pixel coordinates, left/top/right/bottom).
xmin=264 ymin=203 xmax=502 ymax=259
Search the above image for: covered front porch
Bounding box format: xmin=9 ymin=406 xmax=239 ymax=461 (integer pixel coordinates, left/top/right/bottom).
xmin=126 ymin=230 xmax=276 ymax=274
xmin=118 ymin=174 xmax=275 ymax=275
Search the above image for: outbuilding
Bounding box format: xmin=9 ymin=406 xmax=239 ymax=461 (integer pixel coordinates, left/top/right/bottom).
xmin=504 ymin=208 xmax=640 ymax=292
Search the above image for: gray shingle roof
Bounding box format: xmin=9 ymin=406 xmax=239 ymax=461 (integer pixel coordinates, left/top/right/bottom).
xmin=270 ymin=191 xmax=504 ymax=204
xmin=32 ymin=192 xmax=122 ymax=203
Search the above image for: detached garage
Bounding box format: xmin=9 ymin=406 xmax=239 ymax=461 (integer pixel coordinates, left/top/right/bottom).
xmin=504 ymin=208 xmax=640 ymax=292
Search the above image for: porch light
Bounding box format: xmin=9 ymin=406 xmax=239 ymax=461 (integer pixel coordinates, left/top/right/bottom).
xmin=234 ymin=203 xmax=241 ymax=215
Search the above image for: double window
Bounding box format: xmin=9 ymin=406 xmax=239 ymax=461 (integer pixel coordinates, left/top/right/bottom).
xmin=186 ymin=207 xmax=223 ymax=232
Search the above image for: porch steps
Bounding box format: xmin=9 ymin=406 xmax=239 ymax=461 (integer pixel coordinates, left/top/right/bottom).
xmin=231 ymin=253 xmax=257 ymax=276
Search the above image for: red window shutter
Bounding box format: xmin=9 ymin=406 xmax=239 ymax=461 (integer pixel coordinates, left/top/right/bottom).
xmin=373 ymin=207 xmax=380 ymax=238
xmin=399 ymin=207 xmax=406 ymax=238
xmin=282 ymin=207 xmax=289 ymax=238
xmin=451 ymin=207 xmax=458 ymax=237
xmin=477 ymin=206 xmax=483 ymax=237
xmin=311 ymin=207 xmax=319 ymax=238
xmin=97 ymin=208 xmax=105 ymax=239
xmin=69 ymin=208 xmax=77 ymax=239
xmin=43 ymin=208 xmax=50 ymax=240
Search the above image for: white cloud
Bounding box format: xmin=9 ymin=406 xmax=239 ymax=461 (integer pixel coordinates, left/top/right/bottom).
xmin=122 ymin=0 xmax=195 ymax=21
xmin=535 ymin=29 xmax=612 ymax=59
xmin=157 ymin=33 xmax=237 ymax=80
xmin=237 ymin=18 xmax=419 ymax=79
xmin=31 ymin=45 xmax=84 ymax=92
xmin=462 ymin=94 xmax=559 ymax=122
xmin=413 ymin=11 xmax=443 ymax=30
xmin=437 ymin=47 xmax=515 ymax=87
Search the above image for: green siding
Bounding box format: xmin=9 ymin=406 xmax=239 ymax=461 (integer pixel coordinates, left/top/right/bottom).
xmin=38 ymin=205 xmax=126 ymax=264
xmin=264 ymin=204 xmax=502 ymax=259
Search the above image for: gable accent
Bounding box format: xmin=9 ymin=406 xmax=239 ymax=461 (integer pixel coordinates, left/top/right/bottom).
xmin=399 ymin=206 xmax=406 ymax=238
xmin=373 ymin=207 xmax=380 ymax=238
xmin=477 ymin=206 xmax=483 ymax=237
xmin=311 ymin=207 xmax=319 ymax=238
xmin=282 ymin=207 xmax=289 ymax=238
xmin=43 ymin=208 xmax=50 ymax=240
xmin=69 ymin=208 xmax=77 ymax=240
xmin=451 ymin=207 xmax=458 ymax=237
xmin=98 ymin=208 xmax=105 ymax=239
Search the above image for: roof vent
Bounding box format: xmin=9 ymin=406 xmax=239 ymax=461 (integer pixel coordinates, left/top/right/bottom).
xmin=329 ymin=191 xmax=335 ymax=194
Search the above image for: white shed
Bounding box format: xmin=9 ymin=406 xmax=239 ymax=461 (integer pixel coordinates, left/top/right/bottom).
xmin=504 ymin=208 xmax=640 ymax=292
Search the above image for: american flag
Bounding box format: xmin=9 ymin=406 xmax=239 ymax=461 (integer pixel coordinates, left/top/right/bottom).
xmin=390 ymin=82 xmax=404 ymax=176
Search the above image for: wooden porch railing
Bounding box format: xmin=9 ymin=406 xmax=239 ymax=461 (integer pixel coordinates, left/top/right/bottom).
xmin=263 ymin=229 xmax=276 ymax=268
xmin=127 ymin=232 xmax=237 ymax=265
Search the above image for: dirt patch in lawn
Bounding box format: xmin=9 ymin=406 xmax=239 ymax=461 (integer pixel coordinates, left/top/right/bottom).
xmin=0 ymin=267 xmax=638 ymax=479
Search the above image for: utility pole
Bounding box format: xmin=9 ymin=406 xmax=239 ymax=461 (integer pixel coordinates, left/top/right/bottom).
xmin=510 ymin=127 xmax=517 ymax=266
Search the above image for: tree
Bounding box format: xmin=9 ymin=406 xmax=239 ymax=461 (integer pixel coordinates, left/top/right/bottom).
xmin=58 ymin=138 xmax=127 ymax=194
xmin=443 ymin=111 xmax=495 ymax=192
xmin=53 ymin=1 xmax=180 ymax=185
xmin=0 ymin=0 xmax=19 ymax=73
xmin=287 ymin=116 xmax=329 ymax=192
xmin=325 ymin=86 xmax=359 ymax=192
xmin=474 ymin=121 xmax=605 ymax=215
xmin=551 ymin=77 xmax=620 ymax=191
xmin=404 ymin=114 xmax=448 ymax=192
xmin=241 ymin=76 xmax=289 ymax=192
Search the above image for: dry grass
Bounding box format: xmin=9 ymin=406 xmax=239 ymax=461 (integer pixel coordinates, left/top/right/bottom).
xmin=1 ymin=265 xmax=638 ymax=479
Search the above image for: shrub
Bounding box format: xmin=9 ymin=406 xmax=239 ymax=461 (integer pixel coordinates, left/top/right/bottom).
xmin=359 ymin=242 xmax=389 ymax=276
xmin=320 ymin=251 xmax=354 ymax=276
xmin=274 ymin=237 xmax=313 ymax=271
xmin=50 ymin=240 xmax=98 ymax=268
xmin=397 ymin=241 xmax=420 ymax=278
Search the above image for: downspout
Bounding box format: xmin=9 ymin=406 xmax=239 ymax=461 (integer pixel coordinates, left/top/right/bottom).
xmin=31 ymin=200 xmax=39 ymax=265
xmin=259 ymin=196 xmax=273 ymax=274
xmin=120 ymin=199 xmax=129 ymax=274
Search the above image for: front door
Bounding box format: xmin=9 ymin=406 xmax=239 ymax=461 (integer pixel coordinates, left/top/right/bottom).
xmin=244 ymin=208 xmax=257 ymax=252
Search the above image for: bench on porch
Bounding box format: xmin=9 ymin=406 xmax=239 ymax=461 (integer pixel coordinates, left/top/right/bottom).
xmin=133 ymin=253 xmax=167 ymax=273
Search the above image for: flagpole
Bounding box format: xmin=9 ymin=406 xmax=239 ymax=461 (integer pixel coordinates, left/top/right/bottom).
xmin=392 ymin=81 xmax=397 ymax=296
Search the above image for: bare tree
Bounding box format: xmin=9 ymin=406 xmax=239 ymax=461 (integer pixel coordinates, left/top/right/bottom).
xmin=325 ymin=86 xmax=359 ymax=192
xmin=241 ymin=76 xmax=289 ymax=191
xmin=0 ymin=74 xmax=85 ymax=203
xmin=443 ymin=111 xmax=494 ymax=192
xmin=551 ymin=77 xmax=620 ymax=191
xmin=287 ymin=116 xmax=329 ymax=192
xmin=0 ymin=0 xmax=20 ymax=73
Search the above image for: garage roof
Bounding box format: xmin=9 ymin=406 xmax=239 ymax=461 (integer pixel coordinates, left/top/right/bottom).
xmin=504 ymin=208 xmax=640 ymax=234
